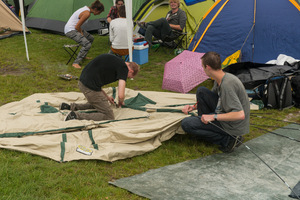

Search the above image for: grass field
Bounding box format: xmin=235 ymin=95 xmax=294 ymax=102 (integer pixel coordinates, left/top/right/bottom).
xmin=0 ymin=29 xmax=299 ymax=200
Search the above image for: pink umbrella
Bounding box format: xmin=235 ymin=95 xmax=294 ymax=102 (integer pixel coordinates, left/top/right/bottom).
xmin=162 ymin=50 xmax=209 ymax=93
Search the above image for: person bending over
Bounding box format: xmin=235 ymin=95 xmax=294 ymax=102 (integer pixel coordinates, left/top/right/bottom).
xmin=64 ymin=0 xmax=104 ymax=69
xmin=181 ymin=52 xmax=250 ymax=153
xmin=60 ymin=54 xmax=140 ymax=121
xmin=137 ymin=0 xmax=186 ymax=47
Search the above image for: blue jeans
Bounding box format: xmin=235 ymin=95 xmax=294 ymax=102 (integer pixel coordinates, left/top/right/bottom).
xmin=181 ymin=87 xmax=231 ymax=148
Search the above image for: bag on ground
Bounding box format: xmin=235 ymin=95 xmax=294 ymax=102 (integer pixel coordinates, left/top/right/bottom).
xmin=291 ymin=74 xmax=300 ymax=108
xmin=262 ymin=75 xmax=293 ymax=110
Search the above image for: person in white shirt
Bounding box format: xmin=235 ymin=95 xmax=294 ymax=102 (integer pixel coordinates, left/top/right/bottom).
xmin=109 ymin=5 xmax=133 ymax=57
xmin=64 ymin=0 xmax=104 ymax=69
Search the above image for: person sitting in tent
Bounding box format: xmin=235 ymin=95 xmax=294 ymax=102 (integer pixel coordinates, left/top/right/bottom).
xmin=60 ymin=54 xmax=140 ymax=121
xmin=107 ymin=0 xmax=124 ymax=23
xmin=109 ymin=5 xmax=133 ymax=57
xmin=136 ymin=0 xmax=187 ymax=47
xmin=181 ymin=52 xmax=250 ymax=153
xmin=64 ymin=0 xmax=104 ymax=69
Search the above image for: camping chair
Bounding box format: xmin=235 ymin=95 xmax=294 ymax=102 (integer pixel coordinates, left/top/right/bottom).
xmin=154 ymin=29 xmax=187 ymax=53
xmin=63 ymin=44 xmax=80 ymax=65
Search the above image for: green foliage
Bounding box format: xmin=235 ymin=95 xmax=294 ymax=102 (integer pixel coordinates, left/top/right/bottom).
xmin=0 ymin=29 xmax=299 ymax=199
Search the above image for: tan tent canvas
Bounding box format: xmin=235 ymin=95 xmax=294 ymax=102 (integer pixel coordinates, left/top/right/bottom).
xmin=0 ymin=0 xmax=29 ymax=39
xmin=0 ymin=88 xmax=197 ymax=162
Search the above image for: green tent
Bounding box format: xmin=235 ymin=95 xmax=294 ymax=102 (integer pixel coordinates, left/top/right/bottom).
xmin=7 ymin=0 xmax=35 ymax=7
xmin=25 ymin=0 xmax=113 ymax=33
xmin=133 ymin=0 xmax=215 ymax=47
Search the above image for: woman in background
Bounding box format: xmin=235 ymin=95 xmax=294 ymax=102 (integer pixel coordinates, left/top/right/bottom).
xmin=64 ymin=0 xmax=104 ymax=69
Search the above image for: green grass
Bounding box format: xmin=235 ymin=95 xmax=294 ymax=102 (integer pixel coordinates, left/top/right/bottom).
xmin=0 ymin=29 xmax=299 ymax=199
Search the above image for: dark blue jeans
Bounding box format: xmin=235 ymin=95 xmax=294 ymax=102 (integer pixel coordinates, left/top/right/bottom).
xmin=181 ymin=87 xmax=231 ymax=148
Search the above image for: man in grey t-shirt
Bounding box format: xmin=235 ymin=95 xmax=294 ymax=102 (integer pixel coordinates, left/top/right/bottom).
xmin=181 ymin=52 xmax=250 ymax=153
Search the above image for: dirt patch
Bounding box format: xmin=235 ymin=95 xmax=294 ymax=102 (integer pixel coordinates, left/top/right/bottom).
xmin=284 ymin=110 xmax=300 ymax=122
xmin=0 ymin=65 xmax=27 ymax=76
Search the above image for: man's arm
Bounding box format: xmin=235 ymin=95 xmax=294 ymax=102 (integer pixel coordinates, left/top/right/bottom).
xmin=169 ymin=24 xmax=182 ymax=31
xmin=201 ymin=110 xmax=245 ymax=124
xmin=102 ymin=89 xmax=115 ymax=105
xmin=170 ymin=10 xmax=187 ymax=31
xmin=76 ymin=11 xmax=90 ymax=35
xmin=117 ymin=79 xmax=126 ymax=107
xmin=106 ymin=6 xmax=114 ymax=23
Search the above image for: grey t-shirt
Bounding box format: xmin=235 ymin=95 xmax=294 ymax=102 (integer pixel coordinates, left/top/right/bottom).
xmin=212 ymin=73 xmax=250 ymax=136
xmin=165 ymin=8 xmax=187 ymax=30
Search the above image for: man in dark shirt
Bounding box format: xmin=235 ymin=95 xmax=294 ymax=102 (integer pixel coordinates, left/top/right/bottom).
xmin=60 ymin=54 xmax=140 ymax=121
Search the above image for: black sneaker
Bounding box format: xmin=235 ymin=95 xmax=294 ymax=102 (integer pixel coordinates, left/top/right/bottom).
xmin=60 ymin=102 xmax=71 ymax=110
xmin=64 ymin=111 xmax=77 ymax=121
xmin=220 ymin=136 xmax=244 ymax=153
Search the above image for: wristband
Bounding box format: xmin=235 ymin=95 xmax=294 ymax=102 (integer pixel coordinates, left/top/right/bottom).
xmin=214 ymin=114 xmax=218 ymax=121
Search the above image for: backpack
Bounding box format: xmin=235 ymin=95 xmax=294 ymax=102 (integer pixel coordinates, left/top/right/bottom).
xmin=291 ymin=74 xmax=300 ymax=108
xmin=262 ymin=75 xmax=293 ymax=110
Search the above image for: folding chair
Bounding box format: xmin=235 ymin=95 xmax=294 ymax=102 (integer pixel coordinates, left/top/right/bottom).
xmin=154 ymin=29 xmax=187 ymax=53
xmin=63 ymin=44 xmax=80 ymax=65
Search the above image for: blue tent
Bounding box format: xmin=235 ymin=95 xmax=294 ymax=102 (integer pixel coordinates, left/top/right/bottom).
xmin=188 ymin=0 xmax=300 ymax=63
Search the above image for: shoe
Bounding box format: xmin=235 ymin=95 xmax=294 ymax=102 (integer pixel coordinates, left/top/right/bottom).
xmin=220 ymin=136 xmax=244 ymax=153
xmin=136 ymin=21 xmax=147 ymax=29
xmin=59 ymin=103 xmax=71 ymax=110
xmin=64 ymin=111 xmax=77 ymax=121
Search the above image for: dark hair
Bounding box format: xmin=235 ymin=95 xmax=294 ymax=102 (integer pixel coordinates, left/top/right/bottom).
xmin=115 ymin=0 xmax=124 ymax=5
xmin=201 ymin=52 xmax=222 ymax=70
xmin=118 ymin=5 xmax=126 ymax=18
xmin=91 ymin=0 xmax=104 ymax=13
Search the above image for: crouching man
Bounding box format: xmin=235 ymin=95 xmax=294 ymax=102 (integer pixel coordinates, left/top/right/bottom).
xmin=181 ymin=52 xmax=250 ymax=153
xmin=60 ymin=54 xmax=140 ymax=121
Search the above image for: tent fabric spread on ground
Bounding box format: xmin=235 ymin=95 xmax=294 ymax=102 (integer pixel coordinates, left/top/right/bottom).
xmin=0 ymin=88 xmax=198 ymax=162
xmin=110 ymin=124 xmax=300 ymax=200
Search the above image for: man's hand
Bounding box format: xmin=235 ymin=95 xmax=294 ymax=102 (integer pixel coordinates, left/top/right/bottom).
xmin=118 ymin=100 xmax=124 ymax=107
xmin=201 ymin=114 xmax=214 ymax=124
xmin=182 ymin=105 xmax=194 ymax=115
xmin=107 ymin=96 xmax=115 ymax=105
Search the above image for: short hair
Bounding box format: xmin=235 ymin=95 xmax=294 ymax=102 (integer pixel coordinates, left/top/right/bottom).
xmin=201 ymin=52 xmax=222 ymax=70
xmin=169 ymin=0 xmax=180 ymax=7
xmin=118 ymin=5 xmax=126 ymax=18
xmin=128 ymin=62 xmax=140 ymax=77
xmin=91 ymin=0 xmax=104 ymax=13
xmin=115 ymin=0 xmax=124 ymax=5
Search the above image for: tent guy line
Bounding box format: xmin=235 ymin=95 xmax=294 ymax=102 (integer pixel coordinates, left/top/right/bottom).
xmin=208 ymin=121 xmax=300 ymax=199
xmin=251 ymin=125 xmax=300 ymax=143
